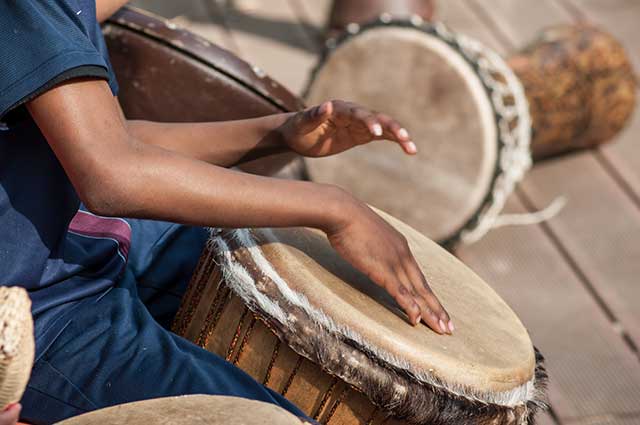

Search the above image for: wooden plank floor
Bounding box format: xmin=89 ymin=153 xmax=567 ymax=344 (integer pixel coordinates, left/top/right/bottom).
xmin=127 ymin=1 xmax=640 ymax=424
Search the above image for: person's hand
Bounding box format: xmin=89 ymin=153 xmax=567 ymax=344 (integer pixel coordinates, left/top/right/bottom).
xmin=324 ymin=195 xmax=454 ymax=335
xmin=278 ymin=100 xmax=417 ymax=157
xmin=0 ymin=404 xmax=21 ymax=425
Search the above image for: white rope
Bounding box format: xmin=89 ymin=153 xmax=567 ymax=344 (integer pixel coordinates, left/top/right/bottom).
xmin=492 ymin=197 xmax=567 ymax=228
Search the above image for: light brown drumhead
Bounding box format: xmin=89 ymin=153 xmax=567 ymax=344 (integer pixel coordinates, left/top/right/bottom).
xmin=306 ymin=26 xmax=497 ymax=243
xmin=0 ymin=287 xmax=34 ymax=410
xmin=55 ymin=395 xmax=311 ymax=425
xmin=251 ymin=208 xmax=535 ymax=396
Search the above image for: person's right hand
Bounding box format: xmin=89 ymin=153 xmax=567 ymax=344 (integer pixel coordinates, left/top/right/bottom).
xmin=0 ymin=404 xmax=21 ymax=425
xmin=324 ymin=197 xmax=454 ymax=335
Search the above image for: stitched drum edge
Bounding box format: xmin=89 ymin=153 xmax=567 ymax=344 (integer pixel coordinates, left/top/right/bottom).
xmin=0 ymin=287 xmax=35 ymax=409
xmin=303 ymin=19 xmax=532 ymax=248
xmin=103 ymin=6 xmax=305 ymax=114
xmin=209 ymin=229 xmax=548 ymax=425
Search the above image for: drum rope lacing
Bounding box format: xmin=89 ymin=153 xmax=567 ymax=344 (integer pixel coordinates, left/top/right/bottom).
xmin=430 ymin=23 xmax=534 ymax=244
xmin=315 ymin=17 xmax=566 ymax=246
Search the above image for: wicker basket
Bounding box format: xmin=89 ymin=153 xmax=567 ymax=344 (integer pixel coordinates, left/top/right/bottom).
xmin=0 ymin=287 xmax=34 ymax=409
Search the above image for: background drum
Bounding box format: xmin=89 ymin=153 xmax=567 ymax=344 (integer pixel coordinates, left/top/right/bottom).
xmin=305 ymin=19 xmax=531 ymax=246
xmin=327 ymin=0 xmax=435 ymax=36
xmin=508 ymin=24 xmax=636 ymax=160
xmin=55 ymin=395 xmax=312 ymax=424
xmin=173 ymin=209 xmax=547 ymax=425
xmin=103 ymin=6 xmax=306 ymax=179
xmin=0 ymin=287 xmax=34 ymax=411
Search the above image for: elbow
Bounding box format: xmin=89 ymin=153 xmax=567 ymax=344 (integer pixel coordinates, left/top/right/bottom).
xmin=77 ymin=160 xmax=138 ymax=218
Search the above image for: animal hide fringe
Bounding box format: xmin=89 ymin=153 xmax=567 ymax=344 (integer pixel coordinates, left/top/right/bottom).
xmin=210 ymin=228 xmax=548 ymax=425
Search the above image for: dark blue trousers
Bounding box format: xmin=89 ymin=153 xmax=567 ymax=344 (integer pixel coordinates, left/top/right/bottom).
xmin=22 ymin=220 xmax=311 ymax=425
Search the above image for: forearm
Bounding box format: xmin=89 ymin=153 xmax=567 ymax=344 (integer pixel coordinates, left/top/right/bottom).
xmin=126 ymin=114 xmax=294 ymax=167
xmin=88 ymin=139 xmax=346 ymax=230
xmin=96 ymin=0 xmax=129 ymax=22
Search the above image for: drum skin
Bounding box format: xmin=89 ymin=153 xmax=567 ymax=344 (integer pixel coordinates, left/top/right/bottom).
xmin=102 ymin=6 xmax=306 ymax=177
xmin=305 ymin=24 xmax=499 ymax=245
xmin=54 ymin=395 xmax=312 ymax=424
xmin=173 ymin=209 xmax=547 ymax=425
xmin=0 ymin=287 xmax=34 ymax=411
xmin=327 ymin=0 xmax=435 ymax=35
xmin=508 ymin=24 xmax=636 ymax=160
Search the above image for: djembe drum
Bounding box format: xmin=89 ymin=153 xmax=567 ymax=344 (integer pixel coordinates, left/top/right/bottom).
xmin=0 ymin=287 xmax=34 ymax=411
xmin=508 ymin=24 xmax=636 ymax=160
xmin=305 ymin=19 xmax=532 ymax=246
xmin=327 ymin=0 xmax=435 ymax=37
xmin=172 ymin=208 xmax=547 ymax=425
xmin=103 ymin=6 xmax=306 ymax=178
xmin=55 ymin=395 xmax=312 ymax=424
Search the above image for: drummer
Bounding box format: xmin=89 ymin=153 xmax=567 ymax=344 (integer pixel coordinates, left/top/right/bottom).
xmin=0 ymin=0 xmax=453 ymax=423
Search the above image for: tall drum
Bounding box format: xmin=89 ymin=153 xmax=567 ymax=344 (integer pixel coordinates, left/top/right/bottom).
xmin=305 ymin=19 xmax=531 ymax=246
xmin=103 ymin=6 xmax=306 ymax=178
xmin=508 ymin=24 xmax=636 ymax=160
xmin=173 ymin=208 xmax=547 ymax=425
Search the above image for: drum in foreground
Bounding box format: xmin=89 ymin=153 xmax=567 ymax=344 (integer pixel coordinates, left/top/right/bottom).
xmin=305 ymin=19 xmax=531 ymax=246
xmin=103 ymin=6 xmax=306 ymax=179
xmin=508 ymin=24 xmax=636 ymax=160
xmin=55 ymin=395 xmax=311 ymax=424
xmin=0 ymin=287 xmax=34 ymax=410
xmin=173 ymin=208 xmax=547 ymax=425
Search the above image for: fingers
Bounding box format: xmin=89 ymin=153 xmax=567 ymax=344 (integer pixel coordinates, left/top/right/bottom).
xmin=331 ymin=100 xmax=417 ymax=155
xmin=296 ymin=101 xmax=333 ymax=134
xmin=405 ymin=258 xmax=454 ymax=334
xmin=375 ymin=113 xmax=417 ymax=155
xmin=1 ymin=403 xmax=21 ymax=425
xmin=383 ymin=275 xmax=422 ymax=326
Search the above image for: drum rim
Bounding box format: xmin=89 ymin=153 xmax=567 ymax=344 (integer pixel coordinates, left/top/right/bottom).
xmin=303 ymin=18 xmax=532 ymax=247
xmin=206 ymin=226 xmax=548 ymax=423
xmin=103 ymin=6 xmax=305 ymax=114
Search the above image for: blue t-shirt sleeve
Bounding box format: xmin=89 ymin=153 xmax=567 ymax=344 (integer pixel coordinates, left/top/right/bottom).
xmin=0 ymin=0 xmax=116 ymax=119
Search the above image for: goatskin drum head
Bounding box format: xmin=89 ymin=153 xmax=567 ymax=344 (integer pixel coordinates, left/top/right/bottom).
xmin=55 ymin=395 xmax=311 ymax=424
xmin=305 ymin=25 xmax=498 ymax=243
xmin=246 ymin=208 xmax=535 ymax=397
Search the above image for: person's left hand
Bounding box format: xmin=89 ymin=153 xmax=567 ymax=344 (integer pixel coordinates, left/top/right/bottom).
xmin=279 ymin=100 xmax=416 ymax=157
xmin=0 ymin=404 xmax=21 ymax=425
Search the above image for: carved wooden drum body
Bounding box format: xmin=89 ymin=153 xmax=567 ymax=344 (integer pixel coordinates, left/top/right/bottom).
xmin=173 ymin=209 xmax=547 ymax=425
xmin=305 ymin=20 xmax=532 ymax=246
xmin=0 ymin=287 xmax=34 ymax=410
xmin=103 ymin=6 xmax=306 ymax=178
xmin=55 ymin=395 xmax=312 ymax=425
xmin=508 ymin=24 xmax=636 ymax=160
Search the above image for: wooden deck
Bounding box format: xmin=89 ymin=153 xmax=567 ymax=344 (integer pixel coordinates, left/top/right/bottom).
xmin=129 ymin=1 xmax=640 ymax=424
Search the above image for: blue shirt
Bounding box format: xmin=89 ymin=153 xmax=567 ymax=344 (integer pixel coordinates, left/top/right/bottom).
xmin=0 ymin=0 xmax=128 ymax=351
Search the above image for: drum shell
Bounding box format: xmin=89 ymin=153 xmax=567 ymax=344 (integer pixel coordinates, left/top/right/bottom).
xmin=328 ymin=0 xmax=435 ymax=35
xmin=103 ymin=7 xmax=306 ymax=177
xmin=508 ymin=24 xmax=636 ymax=160
xmin=172 ymin=248 xmax=399 ymax=425
xmin=173 ymin=230 xmax=544 ymax=425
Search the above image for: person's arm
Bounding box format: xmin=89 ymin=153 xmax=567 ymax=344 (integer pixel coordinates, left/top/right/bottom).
xmin=96 ymin=0 xmax=129 ymax=22
xmin=27 ymin=78 xmax=453 ymax=335
xmin=124 ymin=100 xmax=417 ymax=168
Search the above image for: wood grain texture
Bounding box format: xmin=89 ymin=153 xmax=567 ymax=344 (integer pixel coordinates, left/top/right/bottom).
xmin=457 ymin=198 xmax=640 ymax=423
xmin=558 ymin=0 xmax=640 ymax=206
